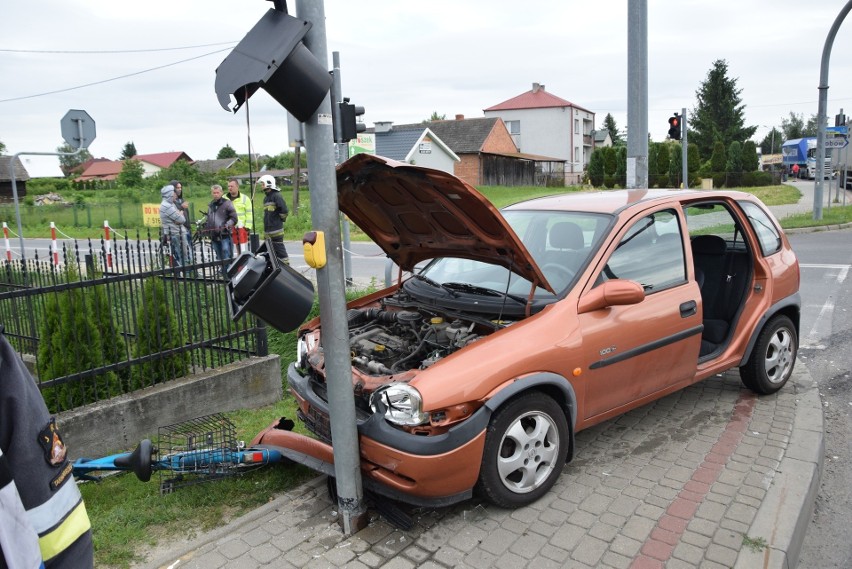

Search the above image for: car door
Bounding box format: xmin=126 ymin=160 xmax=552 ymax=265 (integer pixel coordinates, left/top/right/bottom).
xmin=578 ymin=208 xmax=704 ymax=420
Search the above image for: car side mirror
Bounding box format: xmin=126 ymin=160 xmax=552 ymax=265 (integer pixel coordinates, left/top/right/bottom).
xmin=577 ymin=279 xmax=645 ymax=314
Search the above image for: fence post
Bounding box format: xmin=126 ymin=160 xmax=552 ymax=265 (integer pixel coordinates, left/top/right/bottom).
xmin=3 ymin=222 xmax=10 ymax=261
xmin=118 ymin=202 xmax=124 ymax=228
xmin=86 ymin=206 xmax=92 ymax=228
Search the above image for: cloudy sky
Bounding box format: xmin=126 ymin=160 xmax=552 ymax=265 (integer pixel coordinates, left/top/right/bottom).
xmin=3 ymin=0 xmax=852 ymax=176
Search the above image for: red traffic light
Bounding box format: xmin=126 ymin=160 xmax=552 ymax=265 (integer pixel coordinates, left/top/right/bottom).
xmin=668 ymin=113 xmax=681 ymax=140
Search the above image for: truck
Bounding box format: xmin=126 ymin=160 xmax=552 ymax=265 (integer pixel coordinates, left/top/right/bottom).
xmin=828 ymin=128 xmax=852 ymax=189
xmin=781 ymin=137 xmax=832 ymax=179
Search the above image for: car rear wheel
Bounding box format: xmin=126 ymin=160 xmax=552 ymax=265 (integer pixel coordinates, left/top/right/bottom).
xmin=476 ymin=392 xmax=569 ymax=508
xmin=740 ymin=315 xmax=797 ymax=394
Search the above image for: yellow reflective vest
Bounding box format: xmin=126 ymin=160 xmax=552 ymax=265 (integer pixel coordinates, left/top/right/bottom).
xmin=229 ymin=192 xmax=254 ymax=231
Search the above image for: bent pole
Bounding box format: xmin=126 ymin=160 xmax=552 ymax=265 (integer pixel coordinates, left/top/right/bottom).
xmin=814 ymin=0 xmax=852 ymax=220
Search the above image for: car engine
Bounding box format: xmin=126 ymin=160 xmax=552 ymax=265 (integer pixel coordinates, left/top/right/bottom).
xmin=346 ymin=305 xmax=489 ymax=375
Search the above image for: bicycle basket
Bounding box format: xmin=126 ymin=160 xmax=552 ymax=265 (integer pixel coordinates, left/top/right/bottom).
xmin=156 ymin=413 xmax=238 ymax=494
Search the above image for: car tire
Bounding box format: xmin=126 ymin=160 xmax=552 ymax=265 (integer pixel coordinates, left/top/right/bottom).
xmin=476 ymin=392 xmax=569 ymax=508
xmin=740 ymin=315 xmax=797 ymax=395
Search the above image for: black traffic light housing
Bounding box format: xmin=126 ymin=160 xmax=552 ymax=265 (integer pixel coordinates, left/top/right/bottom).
xmin=214 ymin=3 xmax=333 ymax=122
xmin=668 ymin=113 xmax=681 ymax=140
xmin=338 ymin=99 xmax=366 ymax=143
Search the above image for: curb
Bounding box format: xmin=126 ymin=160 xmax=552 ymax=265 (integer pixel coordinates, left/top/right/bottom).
xmin=733 ymin=363 xmax=824 ymax=569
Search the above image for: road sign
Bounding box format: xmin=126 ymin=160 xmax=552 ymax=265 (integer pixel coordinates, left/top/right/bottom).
xmin=60 ymin=109 xmax=96 ymax=149
xmin=824 ymin=137 xmax=849 ymax=148
xmin=826 ymin=125 xmax=849 ymax=135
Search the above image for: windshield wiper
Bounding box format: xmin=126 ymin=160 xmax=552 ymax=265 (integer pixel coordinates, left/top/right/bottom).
xmin=410 ymin=274 xmax=459 ymax=297
xmin=442 ymin=282 xmax=526 ymax=304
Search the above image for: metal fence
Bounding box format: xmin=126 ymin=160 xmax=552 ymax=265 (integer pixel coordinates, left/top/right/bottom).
xmin=0 ymin=229 xmax=265 ymax=414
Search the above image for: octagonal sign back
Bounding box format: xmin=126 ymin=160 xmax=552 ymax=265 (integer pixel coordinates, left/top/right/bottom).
xmin=60 ymin=109 xmax=96 ymax=149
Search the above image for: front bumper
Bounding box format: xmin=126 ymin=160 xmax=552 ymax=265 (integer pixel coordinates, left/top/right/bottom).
xmin=274 ymin=362 xmax=489 ymax=506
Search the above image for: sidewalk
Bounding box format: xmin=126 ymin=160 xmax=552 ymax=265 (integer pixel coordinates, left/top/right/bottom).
xmin=132 ymin=187 xmax=829 ymax=569
xmin=136 ymin=363 xmax=822 ymax=569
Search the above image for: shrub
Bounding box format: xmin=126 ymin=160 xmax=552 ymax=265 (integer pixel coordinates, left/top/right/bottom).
xmin=131 ymin=277 xmax=189 ymax=388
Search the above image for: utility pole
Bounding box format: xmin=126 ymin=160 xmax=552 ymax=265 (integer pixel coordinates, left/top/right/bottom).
xmin=814 ymin=0 xmax=852 ymax=219
xmin=296 ymin=0 xmax=368 ymax=535
xmin=626 ymin=0 xmax=648 ymax=189
xmin=331 ymin=51 xmax=354 ymax=286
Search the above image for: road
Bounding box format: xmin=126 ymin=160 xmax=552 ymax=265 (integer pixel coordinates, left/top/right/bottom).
xmin=790 ymin=228 xmax=852 ymax=568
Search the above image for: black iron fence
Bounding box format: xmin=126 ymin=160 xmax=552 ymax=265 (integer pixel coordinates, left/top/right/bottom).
xmin=0 ymin=228 xmax=265 ymax=414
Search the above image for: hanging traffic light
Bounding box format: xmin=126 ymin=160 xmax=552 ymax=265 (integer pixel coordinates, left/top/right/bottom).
xmin=668 ymin=113 xmax=681 ymax=141
xmin=214 ymin=5 xmax=333 ymax=122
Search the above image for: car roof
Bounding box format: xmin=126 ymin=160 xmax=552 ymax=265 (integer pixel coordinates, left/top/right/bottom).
xmin=503 ymin=188 xmax=757 ymax=215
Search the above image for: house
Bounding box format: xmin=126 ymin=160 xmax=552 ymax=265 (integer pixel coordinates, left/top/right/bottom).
xmin=0 ymin=156 xmax=29 ymax=200
xmin=369 ymin=122 xmax=459 ymax=175
xmin=593 ymin=129 xmax=613 ymax=148
xmin=74 ymin=160 xmax=124 ymax=182
xmin=194 ymin=157 xmax=241 ymax=174
xmin=484 ymin=82 xmax=595 ymax=184
xmin=132 ymin=152 xmax=193 ymax=178
xmin=387 ymin=116 xmax=564 ymax=187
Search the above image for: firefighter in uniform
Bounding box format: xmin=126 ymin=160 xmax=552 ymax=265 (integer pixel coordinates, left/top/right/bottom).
xmin=257 ymin=174 xmax=290 ymax=264
xmin=0 ymin=327 xmax=94 ymax=568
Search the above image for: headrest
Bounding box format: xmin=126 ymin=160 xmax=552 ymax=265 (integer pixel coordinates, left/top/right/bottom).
xmin=691 ymin=234 xmax=726 ymax=255
xmin=548 ymin=222 xmax=584 ymax=250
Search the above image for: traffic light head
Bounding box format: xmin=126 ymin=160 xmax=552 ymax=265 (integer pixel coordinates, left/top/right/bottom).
xmin=668 ymin=114 xmax=681 ymax=140
xmin=339 ymin=99 xmax=366 ymax=143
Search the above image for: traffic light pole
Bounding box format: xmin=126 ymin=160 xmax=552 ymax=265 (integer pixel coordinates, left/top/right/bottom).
xmin=331 ymin=51 xmax=355 ymax=286
xmin=296 ymin=0 xmax=368 ymax=535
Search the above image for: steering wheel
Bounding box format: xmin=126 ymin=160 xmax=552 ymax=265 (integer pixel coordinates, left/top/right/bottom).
xmin=542 ymin=263 xmax=576 ymax=285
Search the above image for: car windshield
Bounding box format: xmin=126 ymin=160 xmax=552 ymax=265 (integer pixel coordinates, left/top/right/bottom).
xmin=414 ymin=210 xmax=612 ymax=299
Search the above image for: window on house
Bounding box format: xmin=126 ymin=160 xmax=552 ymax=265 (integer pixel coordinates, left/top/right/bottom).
xmin=574 ymin=119 xmax=580 ymax=134
xmin=505 ymin=120 xmax=520 ymax=135
xmin=575 ymin=148 xmax=580 ymax=163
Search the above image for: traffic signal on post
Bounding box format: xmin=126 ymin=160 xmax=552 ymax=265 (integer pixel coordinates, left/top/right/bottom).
xmin=668 ymin=113 xmax=681 ymax=140
xmin=338 ymin=98 xmax=366 ymax=143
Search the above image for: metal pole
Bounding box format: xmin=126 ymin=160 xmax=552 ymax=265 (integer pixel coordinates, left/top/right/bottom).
xmin=814 ymin=0 xmax=852 ymax=219
xmin=626 ymin=0 xmax=648 ymax=189
xmin=681 ymin=107 xmax=688 ymax=189
xmin=296 ymin=0 xmax=368 ymax=535
xmin=332 ymin=51 xmax=354 ymax=287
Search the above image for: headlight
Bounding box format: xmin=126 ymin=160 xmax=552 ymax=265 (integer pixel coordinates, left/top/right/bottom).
xmin=370 ymin=383 xmax=429 ymax=426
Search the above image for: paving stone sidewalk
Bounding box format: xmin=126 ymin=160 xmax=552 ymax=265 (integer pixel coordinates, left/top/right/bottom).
xmin=137 ymin=364 xmax=822 ymax=569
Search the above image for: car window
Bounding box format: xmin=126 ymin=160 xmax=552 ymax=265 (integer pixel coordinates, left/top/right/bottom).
xmin=600 ymin=209 xmax=686 ymax=292
xmin=740 ymin=201 xmax=782 ymax=256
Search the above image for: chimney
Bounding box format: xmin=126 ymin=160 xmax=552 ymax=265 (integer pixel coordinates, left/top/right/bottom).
xmin=532 ymin=82 xmax=544 ymax=93
xmin=374 ymin=121 xmax=393 ymax=133
xmin=455 ymin=114 xmax=465 ymax=121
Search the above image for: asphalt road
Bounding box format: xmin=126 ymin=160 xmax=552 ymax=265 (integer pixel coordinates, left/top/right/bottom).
xmin=789 ymin=228 xmax=852 ymax=568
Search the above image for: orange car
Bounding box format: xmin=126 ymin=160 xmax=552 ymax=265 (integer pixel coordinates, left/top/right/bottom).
xmin=255 ymin=154 xmax=800 ymax=508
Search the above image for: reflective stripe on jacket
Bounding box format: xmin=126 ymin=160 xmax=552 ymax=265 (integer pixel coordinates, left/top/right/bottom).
xmin=0 ymin=446 xmax=44 ymax=569
xmin=0 ymin=333 xmax=93 ymax=568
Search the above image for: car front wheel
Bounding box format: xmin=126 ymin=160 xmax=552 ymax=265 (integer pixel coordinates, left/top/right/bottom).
xmin=476 ymin=392 xmax=569 ymax=508
xmin=740 ymin=315 xmax=798 ymax=394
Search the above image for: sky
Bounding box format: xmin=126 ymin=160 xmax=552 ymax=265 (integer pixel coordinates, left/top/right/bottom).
xmin=3 ymin=0 xmax=852 ymax=177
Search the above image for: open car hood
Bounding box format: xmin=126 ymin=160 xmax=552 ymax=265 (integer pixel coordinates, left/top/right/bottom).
xmin=336 ymin=154 xmax=554 ymax=293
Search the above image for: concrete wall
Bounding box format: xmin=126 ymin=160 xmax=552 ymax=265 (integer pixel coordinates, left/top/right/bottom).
xmin=57 ymin=355 xmax=281 ymax=460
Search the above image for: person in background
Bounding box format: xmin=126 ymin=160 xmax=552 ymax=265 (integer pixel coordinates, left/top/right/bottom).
xmin=158 ymin=183 xmax=190 ymax=268
xmin=258 ymin=174 xmax=290 ymax=264
xmin=227 ymin=179 xmax=254 ymax=254
xmin=171 ymin=180 xmax=193 ymax=264
xmin=205 ymin=184 xmax=238 ymax=275
xmin=0 ymin=326 xmax=95 ymax=568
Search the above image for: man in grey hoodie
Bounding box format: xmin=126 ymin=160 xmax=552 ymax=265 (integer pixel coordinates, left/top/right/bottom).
xmin=159 ymin=184 xmax=190 ymax=268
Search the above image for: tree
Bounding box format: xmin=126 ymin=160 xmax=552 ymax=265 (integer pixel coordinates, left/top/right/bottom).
xmin=742 ymin=140 xmax=759 ymax=172
xmin=217 ymin=144 xmax=238 ymax=159
xmin=602 ymin=113 xmax=623 ymax=145
xmin=56 ymin=142 xmax=93 ymax=176
xmin=0 ymin=139 xmax=6 ymax=155
xmin=726 ymin=141 xmax=743 ymax=186
xmin=689 ymin=59 xmax=757 ymax=161
xmin=781 ymin=112 xmax=805 ymax=141
xmin=117 ymin=159 xmax=145 ymax=188
xmin=759 ymin=127 xmax=783 ymax=154
xmin=668 ymin=145 xmax=682 ymax=187
xmin=423 ymin=111 xmax=446 ymax=123
xmin=588 ymin=148 xmax=605 ymax=186
xmin=804 ymin=113 xmax=824 ymax=137
xmin=710 ymin=140 xmax=727 ymax=187
xmin=120 ymin=141 xmax=137 ymax=160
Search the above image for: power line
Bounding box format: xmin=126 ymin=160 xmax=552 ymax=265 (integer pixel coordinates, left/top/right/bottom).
xmin=0 ymin=47 xmax=232 ymax=104
xmin=0 ymin=41 xmax=237 ymax=54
